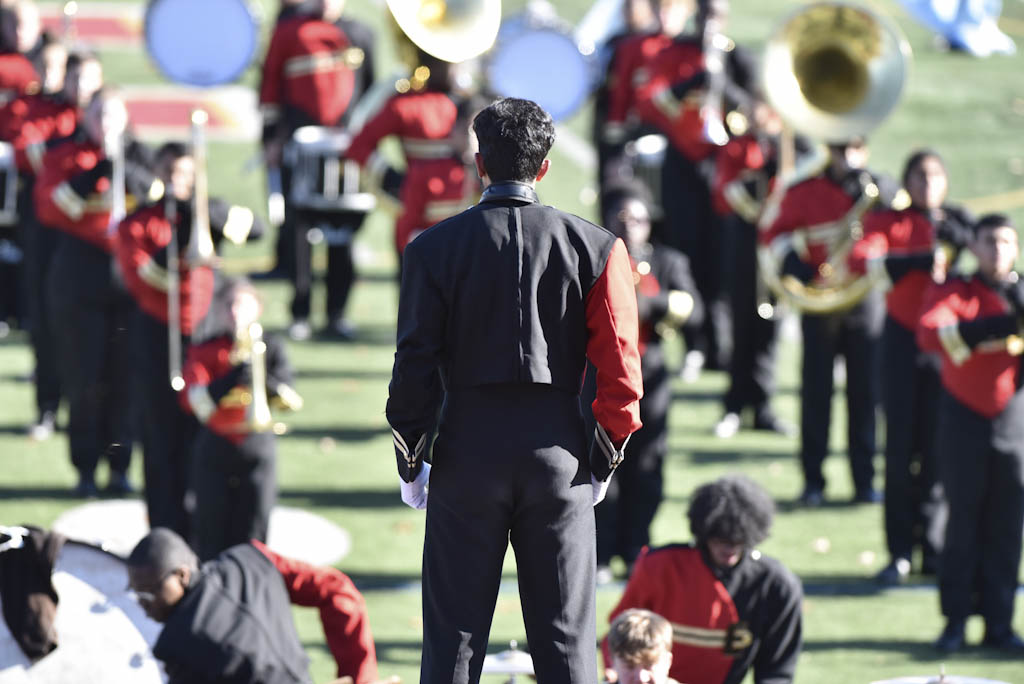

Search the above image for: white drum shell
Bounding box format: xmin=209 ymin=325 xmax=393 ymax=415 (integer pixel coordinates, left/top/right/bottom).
xmin=287 ymin=127 xmax=376 ymax=214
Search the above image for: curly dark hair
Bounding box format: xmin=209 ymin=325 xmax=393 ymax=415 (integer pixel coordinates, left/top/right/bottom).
xmin=472 ymin=98 xmax=555 ymax=183
xmin=687 ymin=475 xmax=775 ymax=548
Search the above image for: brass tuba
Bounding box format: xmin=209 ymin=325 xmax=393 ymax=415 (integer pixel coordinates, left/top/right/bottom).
xmin=757 ymin=2 xmax=911 ymax=313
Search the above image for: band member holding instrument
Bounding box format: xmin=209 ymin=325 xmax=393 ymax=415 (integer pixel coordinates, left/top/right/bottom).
xmin=258 ymin=0 xmax=375 ymax=340
xmin=847 ymin=150 xmax=973 ymax=585
xmin=387 ymin=98 xmax=642 ymax=683
xmin=116 ymin=142 xmax=263 ymax=537
xmin=762 ymin=138 xmax=897 ymax=507
xmin=917 ymin=214 xmax=1024 ymax=654
xmin=33 ymin=90 xmax=137 ymax=497
xmin=603 ymin=476 xmax=802 ymax=684
xmin=0 ymin=50 xmax=102 ymax=441
xmin=583 ymin=181 xmax=702 ymax=583
xmin=180 ymin=277 xmax=301 ymax=561
xmin=127 ymin=527 xmax=381 ymax=683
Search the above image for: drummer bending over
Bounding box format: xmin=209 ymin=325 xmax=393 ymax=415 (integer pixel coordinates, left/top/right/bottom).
xmin=127 ymin=528 xmax=379 ymax=684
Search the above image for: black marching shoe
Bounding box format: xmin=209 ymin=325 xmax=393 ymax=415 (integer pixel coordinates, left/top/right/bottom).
xmin=982 ymin=627 xmax=1024 ymax=653
xmin=752 ymin=411 xmax=796 ymax=437
xmin=106 ymin=471 xmax=135 ymax=496
xmin=934 ymin=619 xmax=966 ymax=653
xmin=875 ymin=557 xmax=911 ymax=586
xmin=73 ymin=476 xmax=99 ymax=499
xmin=853 ymin=487 xmax=883 ymax=504
xmin=798 ymin=487 xmax=824 ymax=508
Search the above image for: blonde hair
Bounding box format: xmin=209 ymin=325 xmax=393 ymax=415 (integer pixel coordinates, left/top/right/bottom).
xmin=608 ymin=609 xmax=673 ymax=667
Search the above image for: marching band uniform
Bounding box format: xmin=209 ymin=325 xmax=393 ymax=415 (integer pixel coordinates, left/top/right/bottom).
xmin=604 ymin=544 xmax=803 ymax=684
xmin=180 ymin=324 xmax=296 ymax=561
xmin=0 ymin=50 xmax=39 ymax=106
xmin=387 ymin=182 xmax=643 ymax=683
xmin=762 ymin=167 xmax=894 ymax=504
xmin=259 ymin=8 xmax=375 ymax=332
xmin=917 ymin=272 xmax=1024 ymax=648
xmin=33 ymin=135 xmax=134 ymax=494
xmin=116 ymin=197 xmax=262 ymax=535
xmin=851 ymin=204 xmax=972 ymax=575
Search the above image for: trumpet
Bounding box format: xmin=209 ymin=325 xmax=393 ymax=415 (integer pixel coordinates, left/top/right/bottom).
xmin=229 ymin=319 xmax=303 ymax=434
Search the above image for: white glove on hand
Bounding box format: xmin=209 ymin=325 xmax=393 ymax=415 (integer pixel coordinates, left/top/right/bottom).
xmin=400 ymin=462 xmax=431 ymax=510
xmin=592 ymin=473 xmax=612 ymax=506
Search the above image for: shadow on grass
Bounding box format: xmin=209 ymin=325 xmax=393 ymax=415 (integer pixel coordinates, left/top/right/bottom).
xmin=279 ymin=487 xmax=400 ymax=509
xmin=0 ymin=486 xmax=81 ymax=500
xmin=294 ymin=367 xmax=392 ymax=381
xmin=281 ymin=425 xmax=389 ymax=442
xmin=687 ymin=448 xmax=794 ymax=465
xmin=304 ymin=638 xmax=422 ymax=666
xmin=0 ymin=423 xmax=37 ymax=436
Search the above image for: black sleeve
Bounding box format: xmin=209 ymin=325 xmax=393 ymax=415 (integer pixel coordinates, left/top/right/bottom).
xmin=884 ymin=251 xmax=934 ymax=282
xmin=657 ymin=249 xmax=704 ymax=330
xmin=385 ymin=242 xmax=446 ymax=482
xmin=207 ymin=363 xmax=249 ymax=403
xmin=781 ymin=250 xmax=817 ymax=284
xmin=752 ymin=568 xmax=803 ymax=684
xmin=957 ymin=314 xmax=1019 ymax=348
xmin=67 ymin=159 xmax=112 ymax=197
xmin=264 ymin=334 xmax=295 ymax=396
xmin=381 ymin=167 xmax=405 ymax=202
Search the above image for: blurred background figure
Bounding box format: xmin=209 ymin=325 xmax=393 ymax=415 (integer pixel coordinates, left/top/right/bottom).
xmin=900 ymin=0 xmax=1015 ymax=56
xmin=606 ymin=609 xmax=679 ymax=684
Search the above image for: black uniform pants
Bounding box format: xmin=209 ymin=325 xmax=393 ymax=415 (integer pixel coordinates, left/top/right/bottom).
xmin=135 ymin=311 xmax=198 ymax=538
xmin=191 ymin=429 xmax=276 ymax=562
xmin=722 ymin=215 xmax=778 ymax=415
xmin=881 ymin=316 xmax=944 ymax=566
xmin=422 ymin=384 xmax=597 ymax=684
xmin=936 ymin=391 xmax=1024 ymax=631
xmin=799 ymin=293 xmax=883 ymax=493
xmin=0 ymin=227 xmax=21 ymax=325
xmin=290 ymin=209 xmax=366 ymax=323
xmin=26 ymin=214 xmax=62 ymax=418
xmin=47 ymin=238 xmax=133 ymax=479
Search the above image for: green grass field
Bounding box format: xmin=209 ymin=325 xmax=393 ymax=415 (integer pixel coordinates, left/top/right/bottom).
xmin=2 ymin=0 xmax=1024 ymax=682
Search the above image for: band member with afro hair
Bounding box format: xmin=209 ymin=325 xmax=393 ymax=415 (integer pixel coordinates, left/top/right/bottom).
xmin=603 ymin=475 xmax=802 ymax=684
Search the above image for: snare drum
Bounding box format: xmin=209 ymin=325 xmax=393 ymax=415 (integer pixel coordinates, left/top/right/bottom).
xmin=0 ymin=142 xmax=19 ymax=226
xmin=286 ymin=126 xmax=376 ymax=214
xmin=144 ymin=0 xmax=260 ymax=86
xmin=0 ymin=540 xmax=163 ymax=684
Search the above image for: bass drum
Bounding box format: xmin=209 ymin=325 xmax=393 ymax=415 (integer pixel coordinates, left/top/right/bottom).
xmin=486 ymin=8 xmax=595 ymax=122
xmin=144 ymin=0 xmax=260 ymax=87
xmin=0 ymin=540 xmax=164 ymax=684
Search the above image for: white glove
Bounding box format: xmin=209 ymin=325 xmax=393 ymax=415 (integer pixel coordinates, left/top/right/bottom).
xmin=400 ymin=462 xmax=431 ymax=510
xmin=592 ymin=473 xmax=612 ymax=506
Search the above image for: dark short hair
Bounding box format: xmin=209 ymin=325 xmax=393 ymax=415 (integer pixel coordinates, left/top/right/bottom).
xmin=472 ymin=98 xmax=555 ymax=182
xmin=601 ymin=180 xmax=654 ymax=228
xmin=65 ymin=50 xmax=100 ymax=74
xmin=127 ymin=528 xmax=199 ymax=576
xmin=901 ymin=148 xmax=945 ymax=188
xmin=974 ymin=213 xmax=1016 ymax=237
xmin=155 ymin=141 xmax=189 ymax=166
xmin=687 ymin=475 xmax=774 ymax=548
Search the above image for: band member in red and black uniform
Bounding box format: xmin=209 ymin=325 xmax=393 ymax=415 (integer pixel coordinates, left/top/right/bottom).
xmin=918 ymin=214 xmax=1024 ymax=654
xmin=116 ymin=142 xmax=264 ymax=537
xmin=0 ymin=1 xmax=41 ymax=106
xmin=32 ymin=91 xmax=138 ymax=497
xmin=848 ymin=150 xmax=972 ymax=585
xmin=762 ymin=138 xmax=898 ymax=506
xmin=387 ymin=99 xmax=642 ymax=683
xmin=711 ymin=102 xmax=802 ymax=439
xmin=583 ymin=181 xmax=703 ymax=582
xmin=603 ymin=475 xmax=803 ymax=684
xmin=0 ymin=50 xmax=102 ymax=441
xmin=180 ymin=277 xmax=301 ymax=561
xmin=346 ymin=47 xmax=478 ymax=277
xmin=259 ymin=0 xmax=375 ymax=340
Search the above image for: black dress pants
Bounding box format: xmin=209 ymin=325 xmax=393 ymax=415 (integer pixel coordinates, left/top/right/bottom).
xmin=191 ymin=429 xmax=276 ymax=562
xmin=290 ymin=208 xmax=366 ymax=322
xmin=421 ymin=384 xmax=597 ymax=684
xmin=26 ymin=216 xmax=62 ymax=419
xmin=881 ymin=316 xmax=944 ymax=566
xmin=47 ymin=238 xmax=133 ymax=479
xmin=135 ymin=311 xmax=198 ymax=538
xmin=799 ymin=292 xmax=884 ymax=494
xmin=936 ymin=391 xmax=1024 ymax=631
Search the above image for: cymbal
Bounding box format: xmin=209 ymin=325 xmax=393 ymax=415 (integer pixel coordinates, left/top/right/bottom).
xmin=481 ymin=648 xmax=535 ymax=675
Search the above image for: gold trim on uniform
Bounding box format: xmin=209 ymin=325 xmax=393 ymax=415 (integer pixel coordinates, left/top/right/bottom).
xmin=137 ymin=258 xmax=171 ymax=292
xmin=222 ymin=205 xmax=255 ymax=245
xmin=937 ymin=323 xmax=971 ymax=366
xmin=651 ymin=88 xmax=682 ymax=121
xmin=51 ymin=182 xmax=85 ymax=221
xmin=365 ymin=151 xmax=390 ymax=192
xmin=723 ymin=180 xmax=761 ymax=224
xmin=401 ymin=137 xmax=457 ymax=160
xmin=283 ymin=50 xmax=352 ymax=78
xmin=26 ymin=142 xmax=45 ymax=174
xmin=187 ymin=384 xmax=217 ymax=422
xmin=259 ymin=103 xmax=281 ymax=124
xmin=423 ymin=199 xmax=467 ymax=223
xmin=271 ymin=383 xmax=304 ymax=411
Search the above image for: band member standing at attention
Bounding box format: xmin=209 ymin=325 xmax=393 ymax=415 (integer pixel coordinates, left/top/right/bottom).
xmin=33 ymin=91 xmax=136 ymax=497
xmin=116 ymin=142 xmax=263 ymax=538
xmin=603 ymin=476 xmax=803 ymax=684
xmin=180 ymin=277 xmax=301 ymax=561
xmin=387 ymin=98 xmax=642 ymax=684
xmin=918 ymin=214 xmax=1024 ymax=654
xmin=849 ymin=150 xmax=972 ymax=584
xmin=258 ymin=0 xmax=375 ymax=341
xmin=762 ymin=138 xmax=896 ymax=507
xmin=583 ymin=181 xmax=702 ymax=583
xmin=346 ymin=47 xmax=478 ymax=278
xmin=0 ymin=50 xmax=102 ymax=441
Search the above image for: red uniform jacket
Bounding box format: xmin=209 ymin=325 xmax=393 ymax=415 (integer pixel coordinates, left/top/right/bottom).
xmin=253 ymin=541 xmax=378 ymax=683
xmin=711 ymin=135 xmax=769 ymax=220
xmin=602 ymin=32 xmax=673 ymax=142
xmin=347 ymin=90 xmax=474 ymax=254
xmin=851 ymin=208 xmax=935 ymax=331
xmin=115 ymin=203 xmax=215 ymax=334
xmin=179 ymin=336 xmax=248 ymax=444
xmin=259 ymin=15 xmax=356 ymax=134
xmin=0 ymin=94 xmax=76 ymax=173
xmin=918 ymin=275 xmax=1023 ymax=418
xmin=0 ymin=52 xmax=39 ymax=105
xmin=33 ymin=140 xmax=113 ymax=251
xmin=632 ymin=38 xmax=714 ymax=162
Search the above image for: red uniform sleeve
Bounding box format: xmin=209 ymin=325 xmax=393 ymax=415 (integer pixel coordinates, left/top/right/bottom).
xmin=847 ymin=212 xmax=891 ymax=276
xmin=917 ymin=281 xmax=963 ymax=359
xmin=179 ymin=344 xmax=214 ymax=415
xmin=586 ymin=238 xmax=643 ymax=445
xmin=252 ymin=541 xmax=379 ymax=683
xmin=258 ymin=22 xmax=289 ymax=127
xmin=347 ymin=98 xmax=401 ymax=165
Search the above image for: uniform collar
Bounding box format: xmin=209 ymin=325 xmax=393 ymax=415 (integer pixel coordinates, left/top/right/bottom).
xmin=479 ymin=181 xmax=539 ymax=205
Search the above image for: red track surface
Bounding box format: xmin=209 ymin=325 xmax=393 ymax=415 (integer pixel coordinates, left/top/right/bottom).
xmin=41 ymin=16 xmax=140 ymax=42
xmin=125 ymin=99 xmax=231 ymax=129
